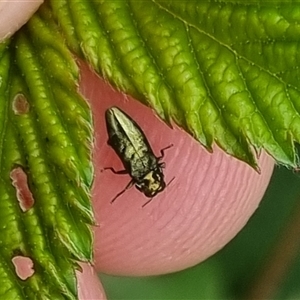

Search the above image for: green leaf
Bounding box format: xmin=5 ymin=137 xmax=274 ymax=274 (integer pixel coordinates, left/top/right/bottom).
xmin=51 ymin=0 xmax=300 ymax=168
xmin=2 ymin=0 xmax=300 ymax=298
xmin=0 ymin=4 xmax=93 ymax=299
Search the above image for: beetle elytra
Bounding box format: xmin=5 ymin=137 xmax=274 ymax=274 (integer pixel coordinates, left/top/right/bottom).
xmin=104 ymin=107 xmax=172 ymax=206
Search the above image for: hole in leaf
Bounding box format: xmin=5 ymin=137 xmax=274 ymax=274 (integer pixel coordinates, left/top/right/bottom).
xmin=12 ymin=256 xmax=35 ymax=280
xmin=12 ymin=93 xmax=29 ymax=115
xmin=10 ymin=166 xmax=34 ymax=212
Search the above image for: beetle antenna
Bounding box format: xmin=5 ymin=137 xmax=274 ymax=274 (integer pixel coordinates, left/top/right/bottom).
xmin=142 ymin=197 xmax=154 ymax=207
xmin=111 ymin=180 xmax=134 ymax=203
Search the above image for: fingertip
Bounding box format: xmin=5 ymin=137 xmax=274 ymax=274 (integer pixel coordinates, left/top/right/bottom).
xmin=79 ymin=62 xmax=274 ymax=276
xmin=77 ymin=263 xmax=107 ymax=300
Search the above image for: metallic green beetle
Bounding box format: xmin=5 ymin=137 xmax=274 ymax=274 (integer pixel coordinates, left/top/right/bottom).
xmin=104 ymin=107 xmax=172 ymax=206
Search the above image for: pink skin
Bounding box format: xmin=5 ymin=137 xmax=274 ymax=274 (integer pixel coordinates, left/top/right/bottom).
xmin=77 ymin=263 xmax=107 ymax=300
xmin=2 ymin=2 xmax=275 ymax=297
xmin=0 ymin=0 xmax=43 ymax=41
xmin=80 ymin=63 xmax=275 ymax=276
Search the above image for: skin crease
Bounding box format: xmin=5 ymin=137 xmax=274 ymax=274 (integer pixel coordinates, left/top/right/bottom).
xmin=80 ymin=64 xmax=275 ymax=277
xmin=1 ymin=2 xmax=275 ymax=298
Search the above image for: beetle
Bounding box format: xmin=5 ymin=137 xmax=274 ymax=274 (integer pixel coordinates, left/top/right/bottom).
xmin=104 ymin=106 xmax=173 ymax=206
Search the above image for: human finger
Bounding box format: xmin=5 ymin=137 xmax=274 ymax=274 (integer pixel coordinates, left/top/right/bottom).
xmin=80 ymin=62 xmax=275 ymax=276
xmin=0 ymin=0 xmax=43 ymax=41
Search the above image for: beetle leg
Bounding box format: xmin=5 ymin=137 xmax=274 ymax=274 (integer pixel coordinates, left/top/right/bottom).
xmin=159 ymin=162 xmax=166 ymax=169
xmin=158 ymin=144 xmax=173 ymax=159
xmin=142 ymin=197 xmax=154 ymax=207
xmin=166 ymin=176 xmax=175 ymax=187
xmin=102 ymin=167 xmax=128 ymax=175
xmin=111 ymin=180 xmax=134 ymax=203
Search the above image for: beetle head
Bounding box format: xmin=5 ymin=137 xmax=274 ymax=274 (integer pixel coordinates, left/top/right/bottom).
xmin=136 ymin=170 xmax=165 ymax=197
